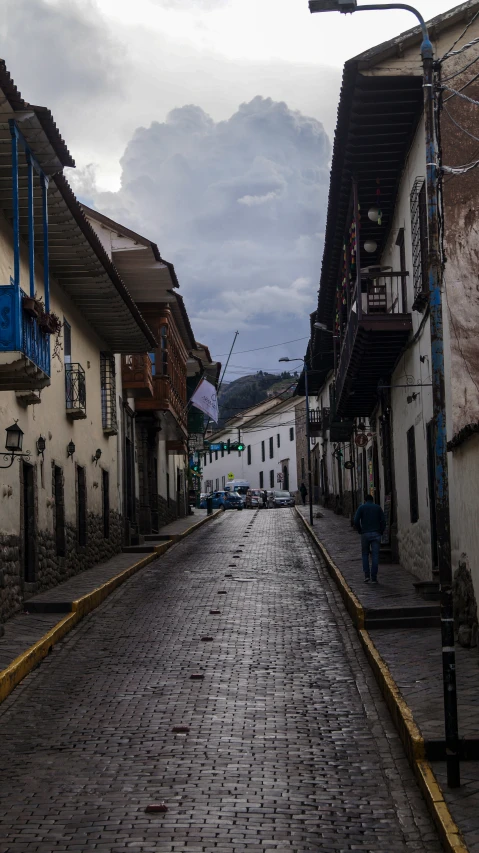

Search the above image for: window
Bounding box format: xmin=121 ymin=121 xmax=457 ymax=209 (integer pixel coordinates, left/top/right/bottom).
xmin=159 ymin=324 xmax=168 ymax=375
xmin=227 ymin=441 xmax=231 ymax=455
xmin=410 ymin=178 xmax=429 ymax=307
xmin=215 ymin=451 xmax=218 ymax=461
xmin=167 ymin=472 xmax=170 ymax=506
xmin=102 ymin=470 xmax=110 ymax=539
xmin=290 ymin=427 xmax=294 ymax=441
xmin=277 ymin=433 xmax=280 ymax=448
xmin=63 ymin=320 xmax=71 ymax=364
xmin=100 ymin=353 xmax=118 ymax=435
xmin=76 ymin=466 xmax=87 ymax=546
xmin=53 ymin=465 xmax=65 ymax=557
xmin=204 ymin=453 xmax=207 ymax=466
xmin=269 ymin=436 xmax=274 ymax=458
xmin=215 ymin=478 xmax=219 ymax=490
xmin=407 ymin=426 xmax=419 ymax=523
xmin=222 ymin=475 xmax=226 ymax=489
xmin=259 ymin=471 xmax=264 ymax=488
xmin=209 ymin=452 xmax=212 ymax=463
xmin=221 ymin=445 xmax=224 ymax=458
xmin=247 ymin=445 xmax=251 ymax=465
xmin=301 ymin=457 xmax=305 ymax=480
xmin=261 ymin=441 xmax=265 ymax=462
xmin=269 ymin=469 xmax=275 ymax=488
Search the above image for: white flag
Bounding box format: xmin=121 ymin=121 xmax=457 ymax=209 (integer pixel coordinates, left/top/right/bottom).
xmin=190 ymin=378 xmax=219 ymax=423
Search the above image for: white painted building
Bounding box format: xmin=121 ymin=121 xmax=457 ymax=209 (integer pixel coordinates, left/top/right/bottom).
xmin=303 ymin=1 xmax=479 ymax=645
xmin=201 ymin=396 xmax=303 ymax=495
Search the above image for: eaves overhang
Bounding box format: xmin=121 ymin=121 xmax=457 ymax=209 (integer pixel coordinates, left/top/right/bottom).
xmin=49 ymin=175 xmax=157 ymax=352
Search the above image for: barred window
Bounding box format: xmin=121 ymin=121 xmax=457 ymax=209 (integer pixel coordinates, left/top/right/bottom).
xmin=100 ymin=353 xmax=118 ymax=435
xmin=410 ymin=177 xmax=428 ymax=308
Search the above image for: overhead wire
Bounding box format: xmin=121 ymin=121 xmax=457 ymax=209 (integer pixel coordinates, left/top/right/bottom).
xmin=440 ymin=8 xmax=479 ymax=62
xmin=212 ymin=336 xmax=309 ymax=357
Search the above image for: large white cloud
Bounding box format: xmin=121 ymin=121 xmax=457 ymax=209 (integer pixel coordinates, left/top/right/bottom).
xmin=74 ymin=96 xmax=330 ymax=368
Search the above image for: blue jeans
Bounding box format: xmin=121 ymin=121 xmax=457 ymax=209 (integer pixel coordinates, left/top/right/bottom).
xmin=361 ymin=532 xmax=381 ymax=578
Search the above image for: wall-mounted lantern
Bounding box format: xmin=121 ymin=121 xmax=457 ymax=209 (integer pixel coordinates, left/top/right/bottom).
xmin=0 ymin=422 xmax=31 ymax=469
xmin=67 ymin=440 xmax=76 ymax=460
xmin=92 ymin=448 xmax=102 ymax=465
xmin=36 ymin=435 xmax=46 ymax=458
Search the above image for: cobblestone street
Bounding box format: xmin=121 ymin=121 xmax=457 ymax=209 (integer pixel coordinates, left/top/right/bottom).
xmin=0 ymin=510 xmax=442 ymax=852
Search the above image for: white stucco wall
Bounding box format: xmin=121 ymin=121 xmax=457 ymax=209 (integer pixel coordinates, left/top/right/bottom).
xmin=201 ymin=399 xmax=302 ymax=494
xmin=0 ymin=210 xmax=120 ymax=536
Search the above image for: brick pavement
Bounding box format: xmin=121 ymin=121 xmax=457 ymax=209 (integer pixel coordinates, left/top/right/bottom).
xmin=0 ymin=509 xmax=442 ymax=852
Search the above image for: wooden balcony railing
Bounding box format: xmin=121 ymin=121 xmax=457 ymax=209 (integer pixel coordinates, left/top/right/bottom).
xmin=135 ymin=373 xmax=187 ymax=431
xmin=121 ymin=354 xmax=153 ymax=397
xmin=335 ymin=271 xmax=412 ymax=418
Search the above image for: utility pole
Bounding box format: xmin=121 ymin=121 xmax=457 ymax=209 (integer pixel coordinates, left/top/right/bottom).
xmin=309 ymin=0 xmax=460 ymax=787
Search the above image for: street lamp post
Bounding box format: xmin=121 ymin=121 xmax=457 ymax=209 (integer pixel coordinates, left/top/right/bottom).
xmin=279 ymin=356 xmax=314 ymax=525
xmin=309 ymin=0 xmax=460 ymax=788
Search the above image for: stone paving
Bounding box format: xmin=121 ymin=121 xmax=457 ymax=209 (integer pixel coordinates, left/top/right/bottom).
xmin=0 ymin=510 xmax=210 ymax=670
xmin=298 ymin=504 xmax=479 ymax=851
xmin=0 ymin=508 xmax=441 ymax=852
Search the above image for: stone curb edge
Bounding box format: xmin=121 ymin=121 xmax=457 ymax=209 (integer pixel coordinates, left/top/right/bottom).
xmin=295 ymin=506 xmax=468 ymax=853
xmin=0 ymin=509 xmax=222 ymax=707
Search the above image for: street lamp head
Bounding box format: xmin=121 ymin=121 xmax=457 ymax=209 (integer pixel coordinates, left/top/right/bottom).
xmin=309 ymin=0 xmax=357 ymax=13
xmin=5 ymin=421 xmax=24 ymax=452
xmin=314 ymin=322 xmax=330 ymax=332
xmin=278 ymin=357 xmax=290 ymax=362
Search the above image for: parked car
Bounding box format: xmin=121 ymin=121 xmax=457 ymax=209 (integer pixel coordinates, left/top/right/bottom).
xmin=199 ymin=491 xmax=243 ymax=510
xmin=268 ymin=489 xmax=295 ymax=508
xmin=245 ymin=489 xmax=263 ymax=508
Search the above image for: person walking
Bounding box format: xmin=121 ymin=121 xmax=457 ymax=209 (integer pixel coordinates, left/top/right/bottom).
xmin=299 ymin=482 xmax=307 ymax=506
xmin=354 ymin=495 xmax=386 ymax=584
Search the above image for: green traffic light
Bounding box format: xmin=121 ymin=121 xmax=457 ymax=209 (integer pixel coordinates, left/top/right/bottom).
xmin=237 ymin=443 xmax=245 ymax=452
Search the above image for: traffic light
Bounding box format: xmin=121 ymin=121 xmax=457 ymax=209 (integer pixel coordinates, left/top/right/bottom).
xmin=237 ymin=443 xmax=245 ymax=452
xmin=229 ymin=442 xmax=244 ymax=452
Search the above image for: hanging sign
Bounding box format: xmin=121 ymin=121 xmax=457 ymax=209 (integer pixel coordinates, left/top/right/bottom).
xmin=227 ymin=472 xmax=234 ymax=480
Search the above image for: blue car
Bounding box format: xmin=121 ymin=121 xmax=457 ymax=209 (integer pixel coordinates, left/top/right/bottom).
xmin=200 ymin=490 xmax=243 ymax=510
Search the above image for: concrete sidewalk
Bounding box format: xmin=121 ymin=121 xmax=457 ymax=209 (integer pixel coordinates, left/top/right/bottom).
xmin=297 ymin=503 xmax=479 ymax=852
xmin=0 ymin=508 xmax=221 ymax=700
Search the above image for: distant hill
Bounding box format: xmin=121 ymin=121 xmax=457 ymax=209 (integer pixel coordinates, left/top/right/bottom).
xmin=217 ymin=371 xmax=297 ymax=427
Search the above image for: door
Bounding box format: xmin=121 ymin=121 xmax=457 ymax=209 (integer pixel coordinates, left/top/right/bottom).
xmin=22 ymin=463 xmax=36 ymax=582
xmin=77 ymin=466 xmax=87 ymax=546
xmin=426 ymin=420 xmax=438 ymax=572
xmin=283 ymin=464 xmax=289 ymax=491
xmin=54 ymin=465 xmax=66 ymax=557
xmin=102 ymin=469 xmax=110 ymax=539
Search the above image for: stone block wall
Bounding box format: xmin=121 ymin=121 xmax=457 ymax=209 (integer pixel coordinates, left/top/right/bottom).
xmin=0 ymin=511 xmax=122 ymax=623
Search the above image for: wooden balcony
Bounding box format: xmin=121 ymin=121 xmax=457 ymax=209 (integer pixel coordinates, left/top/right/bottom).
xmin=122 ymin=354 xmax=153 ymax=398
xmin=135 ymin=373 xmax=187 ymax=431
xmin=335 ymin=271 xmax=412 ymax=419
xmin=309 ymin=408 xmax=330 ymax=437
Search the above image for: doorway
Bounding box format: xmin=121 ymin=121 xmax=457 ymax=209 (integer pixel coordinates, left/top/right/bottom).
xmin=22 ymin=462 xmax=36 ymax=582
xmin=426 ymin=420 xmax=438 ymax=573
xmin=283 ymin=464 xmax=289 ymax=491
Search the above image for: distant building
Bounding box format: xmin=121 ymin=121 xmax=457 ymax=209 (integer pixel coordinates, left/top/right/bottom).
xmin=202 ymin=396 xmax=304 ymax=495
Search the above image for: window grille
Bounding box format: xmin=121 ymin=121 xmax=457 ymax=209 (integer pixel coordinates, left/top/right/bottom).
xmin=100 ymin=353 xmax=118 ymax=435
xmin=410 ymin=177 xmax=428 ymax=310
xmin=269 ymin=436 xmax=274 ymax=458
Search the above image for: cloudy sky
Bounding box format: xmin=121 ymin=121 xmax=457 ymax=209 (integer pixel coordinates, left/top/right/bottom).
xmin=2 ymin=0 xmax=456 ymax=376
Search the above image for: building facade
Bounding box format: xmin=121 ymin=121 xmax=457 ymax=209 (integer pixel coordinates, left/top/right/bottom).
xmin=300 ymin=1 xmax=479 ymax=643
xmin=0 ymin=65 xmax=156 ymax=622
xmin=202 ymin=397 xmax=303 ymax=495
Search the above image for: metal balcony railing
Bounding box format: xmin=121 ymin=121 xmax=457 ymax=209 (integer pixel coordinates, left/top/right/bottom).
xmin=65 ymin=363 xmax=86 ymax=419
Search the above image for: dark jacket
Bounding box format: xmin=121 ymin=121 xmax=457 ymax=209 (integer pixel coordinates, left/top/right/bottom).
xmin=354 ymin=502 xmax=386 ymax=535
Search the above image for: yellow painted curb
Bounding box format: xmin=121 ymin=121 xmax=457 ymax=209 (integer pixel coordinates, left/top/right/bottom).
xmin=294 ymin=506 xmax=365 ymax=628
xmin=0 ymin=507 xmax=223 ymax=707
xmin=296 ymin=505 xmax=469 ymax=853
xmin=176 ymin=508 xmax=223 ymax=541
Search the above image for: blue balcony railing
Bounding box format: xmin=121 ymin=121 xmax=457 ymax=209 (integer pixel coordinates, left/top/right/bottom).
xmin=0 ymin=284 xmax=50 ymax=377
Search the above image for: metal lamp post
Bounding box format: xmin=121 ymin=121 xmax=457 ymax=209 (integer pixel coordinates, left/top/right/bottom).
xmin=309 ymin=0 xmax=460 ymax=788
xmin=279 ymin=356 xmax=314 ymax=525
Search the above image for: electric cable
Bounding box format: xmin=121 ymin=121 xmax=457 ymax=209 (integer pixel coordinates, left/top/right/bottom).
xmin=440 ymin=9 xmax=479 ymax=61
xmin=213 ymin=336 xmax=309 ymax=357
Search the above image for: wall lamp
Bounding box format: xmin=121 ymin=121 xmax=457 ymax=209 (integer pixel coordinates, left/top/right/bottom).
xmin=36 ymin=435 xmax=46 ymax=458
xmin=0 ymin=422 xmax=31 ymax=469
xmin=92 ymin=448 xmax=102 ymax=465
xmin=67 ymin=440 xmax=76 ymax=460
